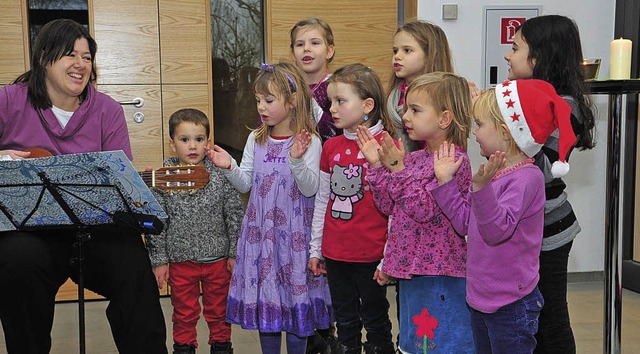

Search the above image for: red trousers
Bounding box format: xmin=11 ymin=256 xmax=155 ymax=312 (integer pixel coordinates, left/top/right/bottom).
xmin=169 ymin=259 xmax=232 ymax=347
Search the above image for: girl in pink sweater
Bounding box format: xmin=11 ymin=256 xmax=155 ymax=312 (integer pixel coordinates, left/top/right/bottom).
xmin=359 ymin=72 xmax=474 ymax=353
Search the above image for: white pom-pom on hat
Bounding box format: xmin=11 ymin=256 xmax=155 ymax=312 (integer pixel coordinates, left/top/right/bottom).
xmin=551 ymin=161 xmax=570 ymax=178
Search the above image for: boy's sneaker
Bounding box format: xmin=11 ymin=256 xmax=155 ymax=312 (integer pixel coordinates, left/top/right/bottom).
xmin=211 ymin=341 xmax=234 ymax=354
xmin=173 ymin=343 xmax=196 ymax=354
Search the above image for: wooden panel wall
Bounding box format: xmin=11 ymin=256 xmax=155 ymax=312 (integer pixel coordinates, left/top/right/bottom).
xmin=159 ymin=0 xmax=211 ymax=84
xmin=92 ymin=0 xmax=161 ymax=85
xmin=0 ymin=1 xmax=27 ymax=84
xmin=267 ymin=0 xmax=398 ymax=87
xmin=159 ymin=0 xmax=214 ymax=155
xmin=161 ymin=84 xmax=211 ymax=157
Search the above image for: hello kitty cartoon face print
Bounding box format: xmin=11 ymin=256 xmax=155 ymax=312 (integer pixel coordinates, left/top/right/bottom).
xmin=329 ymin=163 xmax=364 ymax=220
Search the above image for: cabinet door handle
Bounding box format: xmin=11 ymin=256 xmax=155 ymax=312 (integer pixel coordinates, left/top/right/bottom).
xmin=117 ymin=97 xmax=144 ymax=108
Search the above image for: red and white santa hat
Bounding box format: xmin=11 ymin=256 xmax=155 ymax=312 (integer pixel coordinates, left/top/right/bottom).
xmin=495 ymin=79 xmax=577 ymax=178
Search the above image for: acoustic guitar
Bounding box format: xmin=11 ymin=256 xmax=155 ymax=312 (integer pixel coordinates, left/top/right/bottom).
xmin=24 ymin=147 xmax=210 ymax=190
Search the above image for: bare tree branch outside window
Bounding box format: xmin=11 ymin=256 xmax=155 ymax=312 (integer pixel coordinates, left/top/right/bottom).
xmin=211 ymin=0 xmax=263 ymax=157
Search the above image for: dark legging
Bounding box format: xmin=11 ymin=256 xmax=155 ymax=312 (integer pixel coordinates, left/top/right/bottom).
xmin=324 ymin=258 xmax=393 ymax=349
xmin=534 ymin=241 xmax=576 ymax=354
xmin=0 ymin=226 xmax=167 ymax=354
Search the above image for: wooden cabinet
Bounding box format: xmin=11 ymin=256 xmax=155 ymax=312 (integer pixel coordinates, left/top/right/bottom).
xmin=98 ymin=85 xmax=164 ymax=166
xmin=93 ymin=0 xmax=213 ymax=170
xmin=92 ymin=0 xmax=163 ymax=171
xmin=92 ymin=0 xmax=161 ymax=86
xmin=159 ymin=0 xmax=211 ymax=84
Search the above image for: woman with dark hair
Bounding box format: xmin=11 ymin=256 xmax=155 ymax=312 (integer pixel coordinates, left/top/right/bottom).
xmin=504 ymin=14 xmax=596 ymax=354
xmin=0 ymin=19 xmax=167 ymax=354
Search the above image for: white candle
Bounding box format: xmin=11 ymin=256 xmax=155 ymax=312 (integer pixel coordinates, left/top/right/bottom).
xmin=610 ymin=38 xmax=632 ymax=80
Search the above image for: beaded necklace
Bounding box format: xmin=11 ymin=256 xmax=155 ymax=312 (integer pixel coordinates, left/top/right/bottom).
xmin=492 ymin=157 xmax=535 ymax=181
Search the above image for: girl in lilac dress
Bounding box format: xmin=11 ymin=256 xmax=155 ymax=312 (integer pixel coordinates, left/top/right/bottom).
xmin=207 ymin=62 xmax=333 ymax=354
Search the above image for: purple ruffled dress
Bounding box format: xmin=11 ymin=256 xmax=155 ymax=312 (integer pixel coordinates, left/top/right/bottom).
xmin=226 ymin=137 xmax=333 ymax=336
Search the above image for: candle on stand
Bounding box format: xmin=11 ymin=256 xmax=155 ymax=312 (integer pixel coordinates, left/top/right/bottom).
xmin=609 ymin=38 xmax=632 ymax=79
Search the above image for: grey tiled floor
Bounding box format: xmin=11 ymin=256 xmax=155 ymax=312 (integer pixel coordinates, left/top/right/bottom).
xmin=1 ymin=281 xmax=639 ymax=353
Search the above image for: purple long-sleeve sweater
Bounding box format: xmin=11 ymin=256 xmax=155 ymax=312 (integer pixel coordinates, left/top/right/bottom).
xmin=0 ymin=83 xmax=132 ymax=159
xmin=432 ymin=164 xmax=545 ymax=313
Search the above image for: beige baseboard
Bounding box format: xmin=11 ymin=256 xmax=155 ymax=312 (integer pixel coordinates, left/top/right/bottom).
xmin=567 ymin=271 xmax=603 ymax=283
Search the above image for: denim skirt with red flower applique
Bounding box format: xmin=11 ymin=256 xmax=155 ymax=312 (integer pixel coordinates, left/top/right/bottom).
xmin=398 ymin=275 xmax=475 ymax=353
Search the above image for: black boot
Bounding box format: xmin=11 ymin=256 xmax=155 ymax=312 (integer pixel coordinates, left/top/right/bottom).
xmin=338 ymin=343 xmax=362 ymax=354
xmin=211 ymin=341 xmax=234 ymax=354
xmin=173 ymin=343 xmax=196 ymax=354
xmin=319 ymin=324 xmax=340 ymax=354
xmin=363 ymin=342 xmax=395 ymax=354
xmin=307 ymin=331 xmax=331 ymax=354
xmin=324 ymin=335 xmax=340 ymax=354
xmin=336 ymin=324 xmax=362 ymax=354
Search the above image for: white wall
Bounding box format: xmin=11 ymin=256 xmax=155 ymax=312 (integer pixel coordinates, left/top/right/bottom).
xmin=418 ymin=0 xmax=616 ymax=273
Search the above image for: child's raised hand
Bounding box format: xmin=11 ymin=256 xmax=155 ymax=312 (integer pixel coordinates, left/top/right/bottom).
xmin=473 ymin=151 xmax=506 ymax=190
xmin=290 ymin=129 xmax=312 ymax=159
xmin=379 ymin=132 xmax=405 ymax=172
xmin=308 ymin=257 xmax=327 ymax=276
xmin=206 ymin=145 xmax=232 ymax=169
xmin=434 ymin=141 xmax=464 ymax=185
xmin=356 ymin=125 xmax=382 ymax=167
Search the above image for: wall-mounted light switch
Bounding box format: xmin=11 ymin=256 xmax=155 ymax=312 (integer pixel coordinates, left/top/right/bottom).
xmin=442 ymin=4 xmax=458 ymax=20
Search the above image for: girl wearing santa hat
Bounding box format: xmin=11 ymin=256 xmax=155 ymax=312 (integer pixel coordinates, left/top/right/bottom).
xmin=431 ymin=79 xmax=577 ymax=354
xmin=505 ymin=15 xmax=597 ymax=353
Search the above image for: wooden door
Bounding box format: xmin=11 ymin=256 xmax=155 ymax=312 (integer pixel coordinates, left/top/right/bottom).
xmin=92 ymin=0 xmax=163 ymax=171
xmin=158 ymin=0 xmax=213 ymax=157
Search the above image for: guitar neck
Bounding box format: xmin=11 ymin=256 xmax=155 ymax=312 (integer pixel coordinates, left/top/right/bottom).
xmin=138 ymin=165 xmax=210 ymax=191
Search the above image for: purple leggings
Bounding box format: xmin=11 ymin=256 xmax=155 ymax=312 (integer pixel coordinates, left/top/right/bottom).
xmin=259 ymin=331 xmax=307 ymax=354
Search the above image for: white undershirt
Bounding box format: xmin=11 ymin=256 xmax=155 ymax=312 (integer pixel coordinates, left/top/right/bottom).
xmin=51 ymin=105 xmax=74 ymax=129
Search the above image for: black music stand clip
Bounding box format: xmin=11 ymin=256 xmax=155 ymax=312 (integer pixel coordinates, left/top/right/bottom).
xmin=0 ymin=150 xmax=167 ymax=354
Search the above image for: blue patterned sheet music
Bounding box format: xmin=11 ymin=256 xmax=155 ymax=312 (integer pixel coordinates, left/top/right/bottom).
xmin=0 ymin=150 xmax=167 ymax=232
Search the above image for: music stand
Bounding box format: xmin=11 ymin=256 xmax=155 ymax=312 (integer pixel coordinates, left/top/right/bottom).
xmin=0 ymin=150 xmax=167 ymax=354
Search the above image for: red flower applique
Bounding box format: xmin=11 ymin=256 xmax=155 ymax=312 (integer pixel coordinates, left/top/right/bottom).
xmin=413 ymin=308 xmax=438 ymax=353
